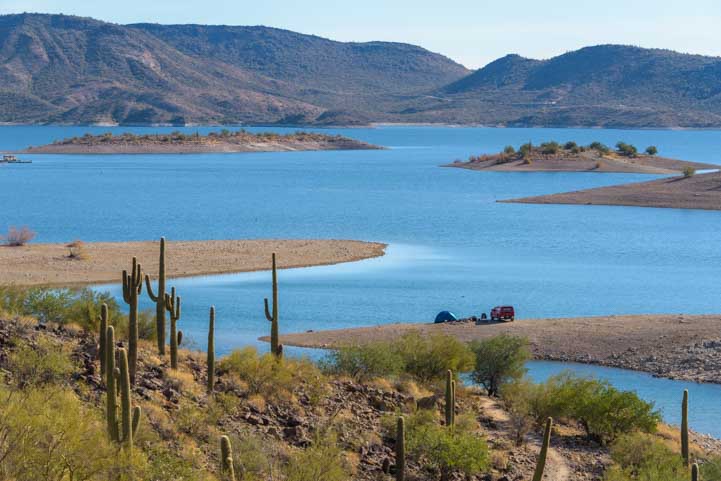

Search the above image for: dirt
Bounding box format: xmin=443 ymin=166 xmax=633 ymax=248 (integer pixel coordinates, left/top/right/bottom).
xmin=0 ymin=239 xmax=386 ymax=287
xmin=275 ymin=314 xmax=721 ymax=384
xmin=446 ymin=151 xmax=716 ymax=174
xmin=502 ymin=171 xmax=721 ymax=211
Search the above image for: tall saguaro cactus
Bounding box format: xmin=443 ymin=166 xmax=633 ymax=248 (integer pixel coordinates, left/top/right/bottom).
xmin=264 ymin=253 xmax=282 ymax=357
xmin=117 ymin=347 xmax=141 ymax=451
xmin=208 ymin=306 xmax=215 ymax=394
xmin=165 ymin=287 xmax=182 ymax=369
xmin=99 ymin=303 xmax=108 ymax=377
xmin=122 ymin=257 xmax=143 ymax=384
xmin=396 ymin=416 xmax=405 ymax=481
xmin=682 ymin=389 xmax=690 ymax=467
xmin=220 ymin=435 xmax=237 ymax=481
xmin=106 ymin=326 xmax=118 ymax=442
xmin=145 ymin=237 xmax=167 ymax=355
xmin=445 ymin=370 xmax=454 ymax=427
xmin=692 ymin=463 xmax=699 ymax=481
xmin=532 ymin=417 xmax=553 ymax=481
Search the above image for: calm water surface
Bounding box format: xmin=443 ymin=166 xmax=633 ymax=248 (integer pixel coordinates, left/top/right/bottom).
xmin=2 ymin=125 xmax=721 ymax=435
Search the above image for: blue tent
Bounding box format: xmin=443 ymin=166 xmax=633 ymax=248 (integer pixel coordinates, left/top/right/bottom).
xmin=434 ymin=311 xmax=458 ymax=324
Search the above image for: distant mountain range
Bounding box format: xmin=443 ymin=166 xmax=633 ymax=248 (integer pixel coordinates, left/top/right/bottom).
xmin=4 ymin=13 xmax=721 ymax=127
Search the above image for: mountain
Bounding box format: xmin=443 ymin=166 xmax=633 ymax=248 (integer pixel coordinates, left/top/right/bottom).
xmin=0 ymin=13 xmax=467 ymax=125
xmin=427 ymin=45 xmax=721 ymax=127
xmin=3 ymin=14 xmax=721 ymax=127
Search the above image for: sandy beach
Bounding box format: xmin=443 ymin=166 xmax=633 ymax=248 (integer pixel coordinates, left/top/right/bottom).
xmin=503 ymin=171 xmax=721 ymax=210
xmin=0 ymin=239 xmax=386 ymax=286
xmin=275 ymin=314 xmax=721 ymax=384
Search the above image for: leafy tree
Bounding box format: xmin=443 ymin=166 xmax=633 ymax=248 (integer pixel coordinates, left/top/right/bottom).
xmin=645 ymin=146 xmax=658 ymax=156
xmin=564 ymin=141 xmax=578 ymax=150
xmin=470 ymin=335 xmax=530 ymax=396
xmin=322 ymin=343 xmax=404 ymax=381
xmin=519 ymin=142 xmax=533 ymax=159
xmin=683 ymin=166 xmax=696 ymax=178
xmin=589 ymin=141 xmax=611 ymax=154
xmin=540 ymin=141 xmax=561 ymax=154
xmin=616 ymin=141 xmax=638 ymax=157
xmin=503 ymin=145 xmax=516 ymax=155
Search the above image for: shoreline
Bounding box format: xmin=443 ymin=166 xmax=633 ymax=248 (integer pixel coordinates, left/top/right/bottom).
xmin=272 ymin=314 xmax=721 ymax=385
xmin=0 ymin=239 xmax=387 ymax=287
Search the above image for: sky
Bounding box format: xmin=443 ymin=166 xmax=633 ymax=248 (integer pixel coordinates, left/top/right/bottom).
xmin=2 ymin=0 xmax=721 ymax=69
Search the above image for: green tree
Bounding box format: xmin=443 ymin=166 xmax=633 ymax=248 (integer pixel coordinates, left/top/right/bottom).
xmin=645 ymin=146 xmax=658 ymax=156
xmin=470 ymin=335 xmax=530 ymax=396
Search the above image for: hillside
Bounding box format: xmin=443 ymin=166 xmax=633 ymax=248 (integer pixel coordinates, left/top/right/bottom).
xmin=5 ymin=14 xmax=721 ymax=126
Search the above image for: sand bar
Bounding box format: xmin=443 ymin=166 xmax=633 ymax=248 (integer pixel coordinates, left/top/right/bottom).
xmin=275 ymin=314 xmax=721 ymax=384
xmin=503 ymin=171 xmax=721 ymax=210
xmin=0 ymin=239 xmax=386 ymax=287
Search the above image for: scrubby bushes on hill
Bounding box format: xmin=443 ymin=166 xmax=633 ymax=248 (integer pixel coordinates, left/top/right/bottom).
xmin=323 ymin=331 xmax=474 ymax=382
xmin=603 ymin=432 xmax=688 ymax=481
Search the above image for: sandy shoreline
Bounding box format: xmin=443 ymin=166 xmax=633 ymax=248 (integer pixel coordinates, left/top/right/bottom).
xmin=0 ymin=239 xmax=386 ymax=287
xmin=274 ymin=314 xmax=721 ymax=384
xmin=503 ymin=171 xmax=721 ymax=211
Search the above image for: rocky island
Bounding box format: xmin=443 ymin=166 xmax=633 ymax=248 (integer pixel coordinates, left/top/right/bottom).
xmin=20 ymin=130 xmax=382 ymax=154
xmin=447 ymin=141 xmax=716 ymax=174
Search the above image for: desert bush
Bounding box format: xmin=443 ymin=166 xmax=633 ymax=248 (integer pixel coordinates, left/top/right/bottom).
xmin=0 ymin=384 xmax=147 ymax=481
xmin=322 ymin=343 xmax=404 ymax=381
xmin=6 ymin=337 xmax=75 ymax=388
xmin=589 ymin=141 xmax=611 ymax=154
xmin=66 ymin=239 xmax=89 ymax=260
xmin=283 ymin=433 xmax=350 ymax=481
xmin=540 ymin=141 xmax=561 ymax=154
xmin=564 ymin=141 xmax=578 ymax=150
xmin=0 ymin=286 xmax=122 ymax=331
xmin=519 ymin=142 xmax=533 ymax=158
xmin=470 ymin=334 xmax=530 ymax=396
xmin=616 ymin=141 xmax=638 ymax=157
xmin=503 ymin=145 xmax=516 ymax=155
xmin=603 ymin=432 xmax=686 ymax=481
xmin=645 ymin=146 xmax=658 ymax=156
xmin=220 ymin=347 xmax=326 ymax=404
xmin=499 ymin=378 xmax=535 ymax=445
xmin=2 ymin=225 xmax=36 ymax=246
xmin=683 ymin=166 xmax=696 ymax=178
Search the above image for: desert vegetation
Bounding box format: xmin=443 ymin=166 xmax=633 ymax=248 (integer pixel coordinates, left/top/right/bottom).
xmin=0 ymin=238 xmax=717 ymax=481
xmin=1 ymin=225 xmax=36 ymax=246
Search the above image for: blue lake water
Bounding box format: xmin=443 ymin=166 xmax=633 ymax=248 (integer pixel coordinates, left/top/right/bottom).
xmin=2 ymin=125 xmax=721 ymax=436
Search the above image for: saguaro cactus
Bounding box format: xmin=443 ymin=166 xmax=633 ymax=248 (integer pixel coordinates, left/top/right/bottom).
xmin=208 ymin=306 xmax=215 ymax=394
xmin=263 ymin=253 xmax=281 ymax=357
xmin=220 ymin=435 xmax=236 ymax=481
xmin=122 ymin=257 xmax=143 ymax=384
xmin=532 ymin=417 xmax=553 ymax=481
xmin=692 ymin=463 xmax=699 ymax=481
xmin=445 ymin=370 xmax=454 ymax=427
xmin=99 ymin=303 xmax=108 ymax=377
xmin=106 ymin=326 xmax=118 ymax=441
xmin=117 ymin=347 xmax=141 ymax=451
xmin=682 ymin=389 xmax=690 ymax=467
xmin=165 ymin=286 xmax=182 ymax=369
xmin=145 ymin=237 xmax=167 ymax=355
xmin=396 ymin=416 xmax=405 ymax=481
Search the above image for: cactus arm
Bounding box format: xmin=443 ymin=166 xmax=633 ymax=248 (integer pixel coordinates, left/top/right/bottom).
xmin=177 ymin=331 xmax=183 ymax=346
xmin=396 ymin=417 xmax=405 ymax=481
xmin=132 ymin=406 xmax=141 ymax=437
xmin=221 ymin=435 xmax=237 ymax=481
xmin=682 ymin=390 xmax=690 ymax=467
xmin=445 ymin=370 xmax=453 ymax=427
xmin=145 ymin=275 xmax=158 ymax=301
xmin=105 ymin=326 xmax=118 ymax=442
xmin=692 ymin=463 xmax=699 ymax=481
xmin=118 ymin=348 xmax=133 ymax=451
xmin=121 ymin=270 xmax=131 ymax=304
xmin=264 ymin=298 xmax=272 ymax=321
xmin=532 ymin=417 xmax=553 ymax=481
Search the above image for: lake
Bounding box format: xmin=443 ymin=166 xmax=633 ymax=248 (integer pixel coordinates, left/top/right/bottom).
xmin=2 ymin=124 xmax=721 ymax=435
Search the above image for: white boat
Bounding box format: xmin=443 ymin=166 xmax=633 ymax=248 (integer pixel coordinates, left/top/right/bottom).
xmin=1 ymin=154 xmax=31 ymax=164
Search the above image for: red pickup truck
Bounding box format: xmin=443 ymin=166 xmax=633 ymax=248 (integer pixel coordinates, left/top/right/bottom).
xmin=490 ymin=306 xmax=515 ymax=322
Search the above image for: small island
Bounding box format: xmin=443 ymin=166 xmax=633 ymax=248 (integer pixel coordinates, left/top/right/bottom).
xmin=446 ymin=141 xmax=716 ymax=174
xmin=20 ymin=129 xmax=382 ymax=154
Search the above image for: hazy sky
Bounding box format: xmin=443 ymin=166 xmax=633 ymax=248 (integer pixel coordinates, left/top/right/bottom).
xmin=3 ymin=0 xmax=721 ymax=68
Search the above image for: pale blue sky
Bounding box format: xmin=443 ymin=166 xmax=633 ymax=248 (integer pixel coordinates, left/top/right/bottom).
xmin=3 ymin=0 xmax=721 ymax=68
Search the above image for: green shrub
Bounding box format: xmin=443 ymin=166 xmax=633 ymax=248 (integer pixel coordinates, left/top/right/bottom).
xmin=470 ymin=335 xmax=530 ymax=396
xmin=393 ymin=331 xmax=474 ymax=382
xmin=0 ymin=286 xmax=122 ymax=331
xmin=283 ymin=433 xmax=350 ymax=481
xmin=499 ymin=378 xmax=535 ymax=445
xmin=589 ymin=141 xmax=611 ymax=154
xmin=322 ymin=343 xmax=404 ymax=381
xmin=503 ymin=145 xmax=516 ymax=155
xmin=616 ymin=141 xmax=638 ymax=157
xmin=220 ymin=347 xmax=326 ymax=404
xmin=604 ymin=433 xmax=686 ymax=481
xmin=519 ymin=142 xmax=533 ymax=158
xmin=0 ymin=384 xmax=147 ymax=480
xmin=564 ymin=141 xmax=578 ymax=150
xmin=540 ymin=141 xmax=561 ymax=154
xmin=6 ymin=337 xmax=75 ymax=388
xmin=645 ymin=146 xmax=658 ymax=156
xmin=683 ymin=166 xmax=696 ymax=178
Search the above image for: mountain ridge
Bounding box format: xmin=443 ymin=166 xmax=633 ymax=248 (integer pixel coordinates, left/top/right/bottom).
xmin=4 ymin=13 xmax=721 ymax=127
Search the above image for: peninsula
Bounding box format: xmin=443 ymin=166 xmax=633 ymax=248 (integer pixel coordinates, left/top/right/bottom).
xmin=447 ymin=141 xmax=716 ymax=174
xmin=0 ymin=239 xmax=386 ymax=286
xmin=273 ymin=313 xmax=721 ymax=384
xmin=504 ymin=170 xmax=721 ymax=211
xmin=20 ymin=130 xmax=381 ymax=155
